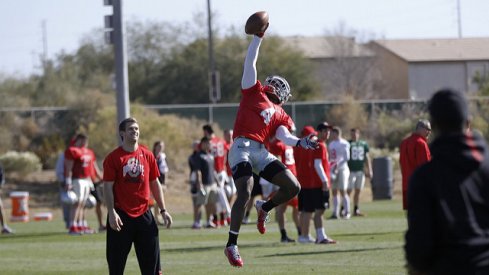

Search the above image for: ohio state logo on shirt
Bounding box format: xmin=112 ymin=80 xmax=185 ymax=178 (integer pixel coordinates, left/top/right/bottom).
xmin=123 ymin=157 xmax=145 ymax=178
xmin=260 ymin=107 xmax=275 ymax=125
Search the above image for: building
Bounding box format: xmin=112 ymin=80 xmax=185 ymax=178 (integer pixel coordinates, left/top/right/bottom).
xmin=370 ymin=38 xmax=489 ymax=99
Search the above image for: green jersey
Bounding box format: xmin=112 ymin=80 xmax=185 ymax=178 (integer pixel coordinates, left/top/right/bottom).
xmin=348 ymin=140 xmax=369 ymax=172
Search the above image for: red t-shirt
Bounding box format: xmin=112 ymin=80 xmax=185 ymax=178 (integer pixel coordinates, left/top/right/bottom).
xmin=400 ymin=133 xmax=431 ymax=209
xmin=233 ymin=81 xmax=294 ymax=143
xmin=269 ymin=139 xmax=297 ymax=176
xmin=103 ymin=145 xmax=160 ymax=218
xmin=65 ymin=146 xmax=96 ymax=179
xmin=310 ymin=142 xmax=331 ymax=189
xmin=294 ymin=146 xmax=311 ymax=188
xmin=210 ymin=136 xmax=227 ymax=173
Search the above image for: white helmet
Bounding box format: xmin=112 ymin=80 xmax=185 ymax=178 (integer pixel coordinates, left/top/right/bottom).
xmin=85 ymin=195 xmax=97 ymax=209
xmin=264 ymin=75 xmax=291 ymax=104
xmin=61 ymin=190 xmax=78 ymax=205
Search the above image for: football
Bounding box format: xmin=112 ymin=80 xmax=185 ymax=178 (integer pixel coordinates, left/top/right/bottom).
xmin=245 ymin=11 xmax=269 ymax=35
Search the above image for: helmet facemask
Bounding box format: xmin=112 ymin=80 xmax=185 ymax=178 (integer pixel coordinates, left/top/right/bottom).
xmin=264 ymin=75 xmax=291 ymax=104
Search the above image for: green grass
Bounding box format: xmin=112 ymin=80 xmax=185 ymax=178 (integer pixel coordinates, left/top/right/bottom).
xmin=0 ymin=200 xmax=407 ymax=274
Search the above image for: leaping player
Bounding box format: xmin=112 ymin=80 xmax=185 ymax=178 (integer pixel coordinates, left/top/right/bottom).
xmin=224 ymin=15 xmax=319 ymax=267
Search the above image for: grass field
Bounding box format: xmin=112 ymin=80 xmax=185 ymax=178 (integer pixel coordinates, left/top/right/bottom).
xmin=0 ymin=199 xmax=407 ymax=275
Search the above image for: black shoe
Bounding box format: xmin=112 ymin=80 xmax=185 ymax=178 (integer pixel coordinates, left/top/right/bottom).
xmin=281 ymin=237 xmax=295 ymax=243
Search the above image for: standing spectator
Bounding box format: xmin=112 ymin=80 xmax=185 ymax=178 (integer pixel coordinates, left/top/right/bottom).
xmin=405 ymin=89 xmax=489 ymax=274
xmin=203 ymin=125 xmax=231 ymax=226
xmin=56 ymin=151 xmax=71 ymax=229
xmin=223 ymin=129 xmax=236 ymax=203
xmin=241 ymin=173 xmax=263 ymax=224
xmin=188 ymin=140 xmax=205 ymax=229
xmin=267 ymin=137 xmax=301 ymax=243
xmin=347 ymin=128 xmax=373 ymax=217
xmin=89 ymin=164 xmax=105 ymax=232
xmin=224 ymin=29 xmax=318 ymax=267
xmin=328 ymin=126 xmax=351 ymax=219
xmin=151 ymin=140 xmax=169 ymax=224
xmin=65 ymin=133 xmax=99 ymax=234
xmin=0 ymin=163 xmax=13 ymax=234
xmin=193 ymin=136 xmax=220 ymax=228
xmin=298 ymin=123 xmax=336 ymax=244
xmin=400 ymin=119 xmax=432 ymax=210
xmin=103 ymin=117 xmax=172 ymax=275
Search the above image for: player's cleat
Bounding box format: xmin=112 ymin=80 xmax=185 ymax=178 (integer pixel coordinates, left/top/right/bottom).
xmin=224 ymin=245 xmax=243 ymax=267
xmin=298 ymin=235 xmax=315 ymax=243
xmin=242 ymin=216 xmax=250 ymax=224
xmin=328 ymin=215 xmax=338 ymax=220
xmin=98 ymin=225 xmax=107 ymax=232
xmin=206 ymin=221 xmax=217 ymax=229
xmin=255 ymin=200 xmax=270 ymax=234
xmin=343 ymin=213 xmax=351 ymax=220
xmin=1 ymin=226 xmax=14 ymax=234
xmin=354 ymin=210 xmax=365 ymax=217
xmin=192 ymin=222 xmax=202 ymax=229
xmin=226 ymin=216 xmax=231 ymax=226
xmin=316 ymin=238 xmax=337 ymax=244
xmin=281 ymin=236 xmax=296 ymax=243
xmin=68 ymin=226 xmax=83 ymax=235
xmin=83 ymin=226 xmax=95 ymax=234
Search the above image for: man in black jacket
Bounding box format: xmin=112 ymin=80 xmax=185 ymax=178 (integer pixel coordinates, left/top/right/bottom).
xmin=405 ymin=89 xmax=489 ymax=275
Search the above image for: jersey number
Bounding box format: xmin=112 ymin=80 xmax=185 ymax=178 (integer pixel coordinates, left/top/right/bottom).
xmin=260 ymin=108 xmax=276 ymax=125
xmin=351 ymin=146 xmax=365 ymax=161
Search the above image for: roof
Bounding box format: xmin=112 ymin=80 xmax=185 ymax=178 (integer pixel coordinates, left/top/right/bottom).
xmin=373 ymin=38 xmax=489 ymax=62
xmin=282 ymin=36 xmax=374 ymax=59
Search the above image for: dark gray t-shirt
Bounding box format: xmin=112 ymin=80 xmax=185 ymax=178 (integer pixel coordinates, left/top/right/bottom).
xmin=190 ymin=151 xmax=215 ymax=185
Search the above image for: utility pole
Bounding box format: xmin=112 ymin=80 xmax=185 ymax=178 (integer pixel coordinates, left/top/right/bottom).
xmin=104 ymin=0 xmax=130 ymax=134
xmin=456 ymin=0 xmax=462 ymax=38
xmin=41 ymin=20 xmax=48 ymax=68
xmin=207 ymin=0 xmax=220 ymax=107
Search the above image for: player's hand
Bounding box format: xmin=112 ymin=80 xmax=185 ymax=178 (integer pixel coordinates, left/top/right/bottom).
xmin=162 ymin=211 xmax=173 ymax=229
xmin=108 ymin=210 xmax=123 ymax=231
xmin=297 ymin=133 xmax=319 ymax=149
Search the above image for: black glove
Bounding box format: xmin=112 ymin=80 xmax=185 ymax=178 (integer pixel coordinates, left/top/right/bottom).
xmin=322 ymin=190 xmax=330 ymax=209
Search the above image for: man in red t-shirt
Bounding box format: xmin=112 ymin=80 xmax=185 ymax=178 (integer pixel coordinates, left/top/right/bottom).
xmin=103 ymin=117 xmax=173 ymax=275
xmin=297 ymin=123 xmax=337 ymax=244
xmin=64 ymin=133 xmax=100 ymax=235
xmin=224 ymin=26 xmax=319 ymax=267
xmin=400 ymin=119 xmax=432 ymax=210
xmin=203 ymin=124 xmax=231 ymax=226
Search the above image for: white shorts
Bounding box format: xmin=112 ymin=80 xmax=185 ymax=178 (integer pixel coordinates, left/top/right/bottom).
xmin=259 ymin=177 xmax=278 ymax=199
xmin=215 ymin=170 xmax=228 ymax=187
xmin=348 ymin=171 xmax=365 ymax=190
xmin=72 ymin=178 xmax=91 ymax=204
xmin=228 ymin=137 xmax=278 ymax=175
xmin=331 ymin=168 xmax=350 ymax=191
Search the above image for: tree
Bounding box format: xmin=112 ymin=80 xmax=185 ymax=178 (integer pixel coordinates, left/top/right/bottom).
xmin=322 ymin=22 xmax=384 ymax=100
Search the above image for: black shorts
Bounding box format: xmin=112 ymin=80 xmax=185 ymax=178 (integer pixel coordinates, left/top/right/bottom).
xmin=90 ymin=184 xmax=103 ymax=203
xmin=251 ymin=173 xmax=263 ymax=197
xmin=298 ymin=188 xmax=326 ymax=212
xmin=159 ymin=174 xmax=166 ymax=185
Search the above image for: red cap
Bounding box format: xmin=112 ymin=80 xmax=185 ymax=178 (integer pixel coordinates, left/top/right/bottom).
xmin=301 ymin=126 xmax=317 ymax=137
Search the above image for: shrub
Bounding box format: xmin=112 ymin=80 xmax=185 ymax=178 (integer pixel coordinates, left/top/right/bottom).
xmin=0 ymin=151 xmax=42 ymax=175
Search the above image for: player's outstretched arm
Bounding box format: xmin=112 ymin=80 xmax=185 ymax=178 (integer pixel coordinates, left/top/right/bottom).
xmin=241 ymin=36 xmax=262 ymax=90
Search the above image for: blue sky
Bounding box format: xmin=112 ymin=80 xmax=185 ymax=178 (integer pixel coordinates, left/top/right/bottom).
xmin=1 ymin=0 xmax=488 ymax=76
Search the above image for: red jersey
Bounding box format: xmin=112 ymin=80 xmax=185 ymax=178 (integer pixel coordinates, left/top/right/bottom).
xmin=269 ymin=139 xmax=297 ymax=176
xmin=233 ymin=81 xmax=294 ymax=143
xmin=210 ymin=136 xmax=227 ymax=173
xmin=310 ymin=141 xmax=331 ymax=189
xmin=65 ymin=146 xmax=96 ymax=179
xmin=103 ymin=145 xmax=160 ymax=218
xmin=400 ymin=133 xmax=431 ymax=209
